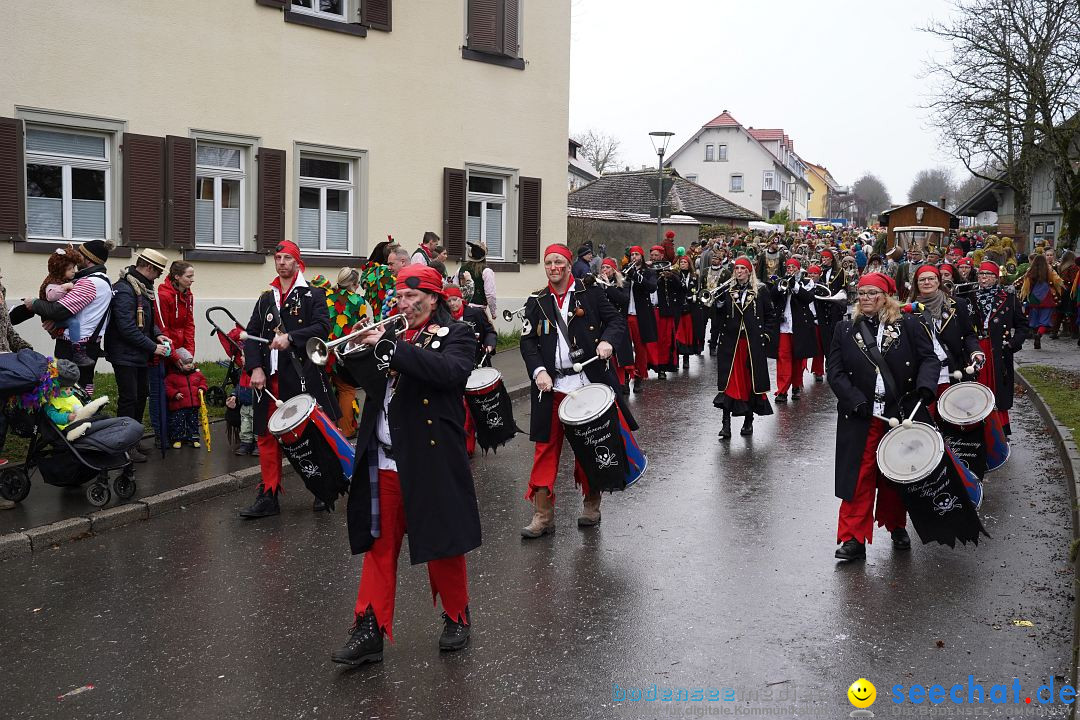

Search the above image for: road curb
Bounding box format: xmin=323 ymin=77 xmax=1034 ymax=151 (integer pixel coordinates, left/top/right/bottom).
xmin=1014 ymin=369 xmax=1080 ymax=718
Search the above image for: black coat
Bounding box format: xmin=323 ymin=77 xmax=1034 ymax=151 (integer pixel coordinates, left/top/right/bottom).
xmin=459 ymin=305 xmax=497 ymax=366
xmin=768 ymin=281 xmax=818 ymax=359
xmin=969 ymin=287 xmax=1028 ymax=410
xmin=655 ymin=270 xmax=686 ymax=317
xmin=104 ymin=267 xmax=160 ymax=368
xmin=243 ymin=281 xmax=339 ymax=435
xmin=713 ymin=283 xmax=779 ymax=395
xmin=624 ymin=264 xmax=658 ymax=343
xmin=827 ymin=314 xmax=940 ymax=500
xmin=911 ymin=296 xmax=981 ymax=378
xmin=343 ymin=322 xmax=482 ymax=563
xmin=816 ymin=265 xmax=848 ymax=353
xmin=602 ymin=282 xmax=636 ymax=368
xmin=519 ymin=280 xmax=638 ymax=443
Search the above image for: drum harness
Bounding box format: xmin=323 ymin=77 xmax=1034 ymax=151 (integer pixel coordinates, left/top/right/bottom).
xmin=543 ymin=292 xmax=588 ymax=378
xmin=253 ymin=294 xmax=307 ymax=408
xmin=857 ymin=319 xmax=898 ymax=416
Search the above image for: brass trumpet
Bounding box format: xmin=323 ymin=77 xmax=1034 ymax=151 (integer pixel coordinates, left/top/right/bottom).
xmin=306 ymin=314 xmax=409 ymax=366
xmin=502 ymin=305 xmax=527 ymax=323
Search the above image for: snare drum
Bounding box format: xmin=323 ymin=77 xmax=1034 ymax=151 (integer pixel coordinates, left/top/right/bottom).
xmin=937 ymin=382 xmax=995 ymax=428
xmin=268 ymin=394 xmax=354 ymax=506
xmin=558 ymin=383 xmax=647 ymax=492
xmin=876 ymin=421 xmax=944 ymax=485
xmin=464 ymin=367 xmax=519 ymax=451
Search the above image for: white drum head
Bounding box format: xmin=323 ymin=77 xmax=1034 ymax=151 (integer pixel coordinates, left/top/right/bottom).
xmin=267 ymin=393 xmax=316 ymax=435
xmin=876 ymin=421 xmax=944 ymax=484
xmin=937 ymin=382 xmax=995 ymax=426
xmin=558 ymin=383 xmax=615 ymax=426
xmin=466 ymin=367 xmax=503 ymax=393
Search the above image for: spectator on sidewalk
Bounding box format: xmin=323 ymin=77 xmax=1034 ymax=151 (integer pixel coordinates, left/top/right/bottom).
xmin=155 ymin=261 xmax=196 ymax=448
xmin=165 ymin=348 xmax=208 ymax=449
xmin=104 ymin=249 xmax=171 ymax=462
xmin=0 ymin=270 xmax=34 ymax=501
xmin=411 ymin=231 xmax=440 ymax=266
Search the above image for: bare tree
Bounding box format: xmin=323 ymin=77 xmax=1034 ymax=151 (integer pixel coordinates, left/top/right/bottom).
xmin=955 ymin=173 xmax=987 ymax=206
xmin=908 ymin=168 xmax=956 ymax=205
xmin=573 ymin=129 xmax=622 ymax=175
xmin=852 ymin=174 xmax=893 ymax=225
xmin=922 ymin=0 xmax=1080 ymax=245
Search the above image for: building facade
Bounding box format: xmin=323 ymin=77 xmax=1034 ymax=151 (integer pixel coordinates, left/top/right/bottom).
xmin=955 ymin=164 xmax=1070 ymax=251
xmin=805 ymin=162 xmax=839 ymax=219
xmin=0 ymin=0 xmax=571 ymax=356
xmin=666 ymin=111 xmax=812 ymax=222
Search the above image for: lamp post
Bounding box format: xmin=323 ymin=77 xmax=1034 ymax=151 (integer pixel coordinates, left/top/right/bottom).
xmin=649 ymin=131 xmax=675 ymax=247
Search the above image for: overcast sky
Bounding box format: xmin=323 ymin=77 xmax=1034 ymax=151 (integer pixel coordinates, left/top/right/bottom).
xmin=569 ymin=0 xmax=971 ymax=203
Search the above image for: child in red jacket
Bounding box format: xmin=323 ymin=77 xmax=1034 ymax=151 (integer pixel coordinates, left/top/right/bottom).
xmin=166 ymin=347 xmax=208 ymax=448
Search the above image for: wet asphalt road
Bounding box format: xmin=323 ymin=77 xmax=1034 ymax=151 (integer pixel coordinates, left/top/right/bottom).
xmin=0 ymin=356 xmax=1073 ymax=719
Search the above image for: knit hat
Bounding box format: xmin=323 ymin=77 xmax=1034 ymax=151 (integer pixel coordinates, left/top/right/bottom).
xmin=577 ymin=242 xmax=594 ymax=258
xmin=78 ymin=239 xmax=111 ymax=266
xmin=55 ymin=359 xmax=79 ymax=387
xmin=174 ymin=347 xmax=194 ymax=364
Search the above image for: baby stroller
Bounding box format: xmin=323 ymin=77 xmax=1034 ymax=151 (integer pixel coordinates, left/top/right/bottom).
xmin=205 ymin=306 xmax=245 ymax=407
xmin=0 ymin=351 xmax=144 ymax=507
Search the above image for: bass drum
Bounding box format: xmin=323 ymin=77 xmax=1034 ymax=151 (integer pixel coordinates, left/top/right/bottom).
xmin=268 ymin=394 xmax=354 ymax=508
xmin=558 ymin=383 xmax=647 ymax=491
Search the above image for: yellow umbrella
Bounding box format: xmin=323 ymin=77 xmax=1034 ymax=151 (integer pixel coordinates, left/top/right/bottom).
xmin=199 ymin=389 xmax=211 ymax=452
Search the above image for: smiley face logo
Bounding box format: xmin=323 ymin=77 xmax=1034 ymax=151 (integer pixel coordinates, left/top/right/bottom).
xmin=847 ymin=678 xmax=876 ymax=708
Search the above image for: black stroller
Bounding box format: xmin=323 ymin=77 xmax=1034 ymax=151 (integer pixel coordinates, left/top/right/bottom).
xmin=0 ymin=350 xmax=144 ymax=507
xmin=204 ymin=306 xmax=246 ymax=407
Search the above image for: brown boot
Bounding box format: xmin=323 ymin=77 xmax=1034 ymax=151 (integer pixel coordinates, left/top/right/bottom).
xmin=577 ymin=491 xmax=602 ymax=527
xmin=521 ymin=488 xmax=555 ymax=538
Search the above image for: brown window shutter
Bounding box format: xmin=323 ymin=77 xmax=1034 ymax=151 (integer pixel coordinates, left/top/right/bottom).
xmin=443 ymin=167 xmax=467 ymax=259
xmin=257 ymin=147 xmax=286 ymax=252
xmin=467 ymin=0 xmax=502 ymax=55
xmin=503 ymin=0 xmax=519 ymax=58
xmin=363 ymin=0 xmax=392 ymax=31
xmin=0 ymin=117 xmax=26 ymax=242
xmin=122 ymin=133 xmax=166 ymax=248
xmin=518 ymin=176 xmax=541 ymax=263
xmin=165 ymin=136 xmax=195 ymax=248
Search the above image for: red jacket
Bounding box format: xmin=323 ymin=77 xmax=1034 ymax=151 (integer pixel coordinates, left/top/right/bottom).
xmin=165 ymin=369 xmax=209 ymax=411
xmin=157 ymin=280 xmax=195 ymax=369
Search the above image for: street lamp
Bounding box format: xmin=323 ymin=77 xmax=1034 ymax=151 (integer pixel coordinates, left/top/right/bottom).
xmin=650 ymin=131 xmax=675 ymax=246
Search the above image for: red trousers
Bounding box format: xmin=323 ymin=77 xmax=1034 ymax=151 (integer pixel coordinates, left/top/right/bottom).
xmin=976 ymin=338 xmax=1010 ymax=428
xmin=775 ymin=333 xmax=807 ymax=394
xmin=811 ymin=326 xmax=825 ymax=376
xmin=354 ymin=469 xmax=469 ymax=641
xmin=257 ymin=375 xmax=285 ymax=493
xmin=653 ymin=310 xmax=676 ymax=369
xmin=626 ymin=315 xmax=651 ymax=380
xmin=463 ymin=399 xmax=476 ymax=456
xmin=526 ymin=392 xmax=590 ymax=503
xmin=837 ymin=419 xmax=907 ymax=543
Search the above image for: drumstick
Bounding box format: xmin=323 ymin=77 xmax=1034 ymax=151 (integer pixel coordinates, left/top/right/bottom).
xmin=476 ymin=352 xmax=490 ymax=369
xmin=261 ymin=388 xmax=284 ymax=408
xmin=571 ymin=355 xmax=602 ymax=373
xmin=903 ymin=400 xmax=923 ymax=427
xmin=239 ymin=331 xmax=271 ymax=344
xmin=874 ymin=414 xmax=900 ymax=428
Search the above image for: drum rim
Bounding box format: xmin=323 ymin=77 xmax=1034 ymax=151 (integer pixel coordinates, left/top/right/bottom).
xmin=267 ymin=393 xmax=317 ymax=434
xmin=937 ymin=382 xmax=995 ymax=425
xmin=466 ymin=366 xmax=503 ymax=393
xmin=876 ymin=421 xmax=945 ymax=484
xmin=557 ymin=383 xmax=616 ymax=425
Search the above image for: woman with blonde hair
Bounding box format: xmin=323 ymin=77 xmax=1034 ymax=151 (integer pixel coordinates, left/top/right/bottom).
xmin=1019 ymin=253 xmax=1064 ymax=349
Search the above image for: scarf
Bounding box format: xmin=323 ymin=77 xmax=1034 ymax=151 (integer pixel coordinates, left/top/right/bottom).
xmin=916 ymin=289 xmax=946 ymax=321
xmin=975 ymin=286 xmax=997 ymax=327
xmin=450 ymin=304 xmax=464 ymax=321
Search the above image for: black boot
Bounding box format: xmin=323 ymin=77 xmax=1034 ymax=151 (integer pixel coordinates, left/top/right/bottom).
xmin=71 ymin=342 xmax=94 ymax=368
xmin=681 ymin=355 xmax=690 ymax=369
xmin=718 ymin=411 xmax=732 ymax=439
xmin=439 ymin=606 xmax=471 ymax=651
xmin=332 ymin=608 xmax=383 ymax=665
xmin=1034 ymin=335 xmax=1042 ymax=349
xmin=740 ymin=416 xmax=754 ymax=436
xmin=791 ymin=387 xmax=801 ymax=400
xmin=775 ymin=392 xmax=788 ymax=403
xmin=814 ymin=374 xmax=824 ymax=383
xmin=313 ymin=498 xmax=328 ymax=512
xmin=632 ymin=378 xmax=643 ymax=394
xmin=891 ymin=527 xmax=911 ymax=551
xmin=709 ymin=345 xmax=717 ymax=357
xmin=239 ymin=487 xmax=280 ymax=518
xmin=835 ymin=539 xmax=866 ymax=561
xmin=657 ymin=370 xmax=667 ymax=379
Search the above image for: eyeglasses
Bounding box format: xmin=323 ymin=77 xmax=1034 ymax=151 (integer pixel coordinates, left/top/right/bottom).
xmin=976 ymin=271 xmax=997 ymax=277
xmin=856 ymin=290 xmax=884 ymax=299
xmin=917 ymin=276 xmax=938 ymax=282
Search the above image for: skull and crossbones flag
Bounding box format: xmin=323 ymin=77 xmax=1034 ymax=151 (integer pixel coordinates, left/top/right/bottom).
xmin=897 ymin=448 xmax=989 ymax=547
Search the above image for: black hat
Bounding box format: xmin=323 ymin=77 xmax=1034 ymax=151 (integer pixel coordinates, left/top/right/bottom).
xmin=466 ymin=241 xmax=487 ymax=261
xmin=577 ymin=242 xmax=594 ymax=258
xmin=78 ymin=239 xmax=111 ymax=265
xmin=56 ymin=359 xmax=80 ymax=387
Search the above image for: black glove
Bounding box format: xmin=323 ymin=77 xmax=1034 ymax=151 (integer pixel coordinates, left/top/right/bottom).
xmin=853 ymin=403 xmax=871 ymax=419
xmin=918 ymin=387 xmax=937 ymax=406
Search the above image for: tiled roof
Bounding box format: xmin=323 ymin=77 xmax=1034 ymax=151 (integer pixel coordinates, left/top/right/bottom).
xmin=748 ymin=128 xmax=785 ymax=142
xmin=704 ymin=111 xmax=741 ymax=127
xmin=568 ymin=207 xmax=700 ymax=225
xmin=568 ymin=170 xmax=760 ymax=221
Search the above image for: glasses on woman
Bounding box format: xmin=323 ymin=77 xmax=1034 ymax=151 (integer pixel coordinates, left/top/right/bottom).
xmin=856 ymin=290 xmax=883 ymax=299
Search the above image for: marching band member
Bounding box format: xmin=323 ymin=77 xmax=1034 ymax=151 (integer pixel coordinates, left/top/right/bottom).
xmin=817 ymin=249 xmax=846 ymax=359
xmin=596 ymin=258 xmax=636 ymax=394
xmin=623 ymin=246 xmax=658 ymax=393
xmin=827 ymin=272 xmax=940 ymax=561
xmin=806 ymin=264 xmax=827 ymax=382
xmin=674 ymin=252 xmax=703 ymax=368
xmin=713 ymin=257 xmax=778 ymax=439
xmin=445 ymin=283 xmax=496 ymax=457
xmin=239 ymin=241 xmax=340 ymax=519
xmin=954 ymin=257 xmax=976 ymax=304
xmin=907 ymin=264 xmax=983 ymax=399
xmin=519 ymin=244 xmax=637 ymax=537
xmin=651 ymin=246 xmax=680 ymax=378
xmin=971 ymin=261 xmax=1027 ymax=435
xmin=768 ymin=258 xmax=817 ymax=402
xmin=333 ymin=264 xmax=481 ymax=664
xmin=703 ymin=249 xmax=732 ymax=356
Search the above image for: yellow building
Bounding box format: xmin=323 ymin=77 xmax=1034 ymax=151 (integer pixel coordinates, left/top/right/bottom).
xmin=805 ymin=162 xmax=839 ymax=219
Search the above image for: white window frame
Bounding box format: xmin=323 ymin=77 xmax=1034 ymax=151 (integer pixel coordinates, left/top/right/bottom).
xmin=686 ymin=174 xmax=698 ymax=184
xmin=16 ymin=108 xmax=126 ymax=244
xmin=730 ymin=174 xmax=744 ymax=192
xmin=195 ymin=141 xmax=247 ymax=250
xmin=466 ymin=171 xmax=509 ymax=262
xmin=290 ymin=0 xmax=349 ymax=22
xmin=718 ymin=144 xmax=728 ymax=161
xmin=704 ymin=144 xmax=715 ymax=162
xmin=190 ymin=130 xmax=260 ymax=251
xmin=297 ymin=153 xmax=355 ymax=254
xmin=24 ymin=127 xmax=111 ymax=243
xmin=763 ymin=171 xmax=775 ymax=192
xmin=293 ymin=141 xmax=367 ymax=256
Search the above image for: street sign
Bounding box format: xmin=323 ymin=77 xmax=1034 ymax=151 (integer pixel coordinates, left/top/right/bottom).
xmin=645 ymin=177 xmax=675 ymax=198
xmin=648 ymin=206 xmax=674 ymax=218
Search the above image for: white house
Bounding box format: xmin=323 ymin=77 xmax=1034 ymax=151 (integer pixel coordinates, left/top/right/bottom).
xmin=666 ymin=111 xmax=812 ymax=221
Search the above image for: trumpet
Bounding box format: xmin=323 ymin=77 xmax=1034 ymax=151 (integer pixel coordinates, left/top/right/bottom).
xmin=946 ymin=281 xmax=978 ymax=293
xmin=306 ymin=314 xmax=409 ymax=366
xmin=651 ymin=261 xmax=673 ymax=271
xmin=696 ymin=278 xmax=736 ymax=305
xmin=777 ymin=270 xmax=807 ymax=293
xmin=813 ymin=286 xmax=849 ymax=304
xmin=502 ymin=305 xmax=527 ymax=323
